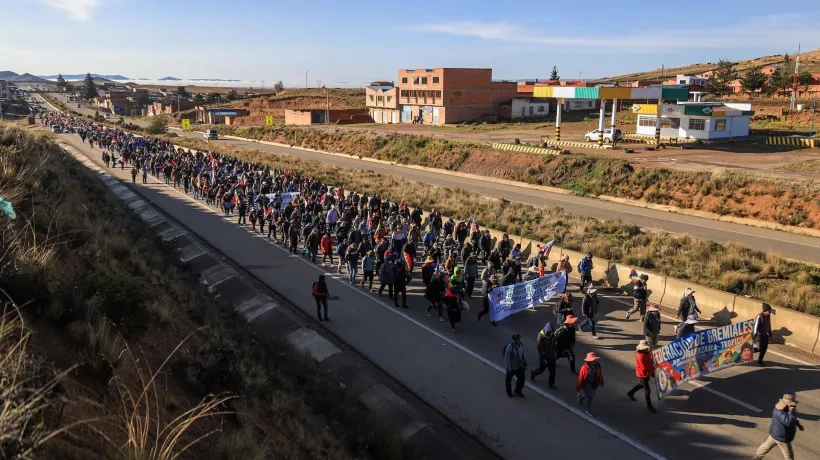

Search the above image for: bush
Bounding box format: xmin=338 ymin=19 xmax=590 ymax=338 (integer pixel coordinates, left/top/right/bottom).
xmin=147 ymin=116 xmax=168 ymax=135
xmin=95 ymin=273 xmax=150 ymax=335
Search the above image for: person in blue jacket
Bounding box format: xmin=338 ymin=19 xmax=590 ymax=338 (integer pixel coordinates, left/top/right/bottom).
xmin=753 ymin=394 xmax=804 ymax=459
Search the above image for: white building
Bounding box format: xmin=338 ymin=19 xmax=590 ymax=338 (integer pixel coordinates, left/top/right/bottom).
xmin=675 ymin=74 xmax=708 ymax=87
xmin=634 ymin=102 xmax=753 ymax=140
xmin=561 ymin=99 xmax=598 ymax=111
xmin=511 ymin=97 xmax=550 ymax=118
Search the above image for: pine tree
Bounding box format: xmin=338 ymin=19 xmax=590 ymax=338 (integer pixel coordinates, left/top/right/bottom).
xmin=706 ymin=60 xmax=737 ymax=96
xmin=147 ymin=116 xmax=168 ymax=135
xmin=549 ymin=66 xmax=560 ymax=81
xmin=740 ymin=68 xmax=766 ymax=96
xmin=83 ymin=73 xmax=97 ymax=100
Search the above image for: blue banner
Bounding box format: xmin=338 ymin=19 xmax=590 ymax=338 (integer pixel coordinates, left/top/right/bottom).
xmin=488 ymin=271 xmax=567 ymax=323
xmin=652 ymin=319 xmax=755 ymax=399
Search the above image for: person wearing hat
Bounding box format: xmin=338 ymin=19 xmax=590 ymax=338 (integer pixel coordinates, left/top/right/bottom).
xmin=557 ymin=254 xmax=572 ymax=276
xmin=421 ymin=255 xmax=437 ymax=286
xmin=426 ymin=266 xmax=447 ymax=322
xmin=554 ymin=315 xmax=578 ymax=374
xmin=503 ymin=333 xmax=528 ymax=397
xmin=443 ymin=285 xmax=464 ymax=332
xmin=361 ymin=250 xmax=376 ymax=291
xmin=753 ymin=394 xmax=804 ymax=459
xmin=464 ymin=254 xmax=478 ymax=299
xmin=578 ymin=253 xmax=594 ymax=292
xmin=677 ymin=288 xmax=701 ymax=323
xmin=626 ymin=274 xmax=650 ymax=321
xmin=523 ymin=264 xmax=540 ymax=282
xmin=311 ymin=275 xmax=331 ymax=322
xmin=480 ymin=263 xmax=497 ymax=294
xmin=578 ymin=288 xmax=600 ymax=339
xmin=627 ymin=340 xmax=656 ymax=413
xmin=754 ymin=303 xmax=775 ymax=366
xmin=643 ymin=304 xmax=662 ymax=347
xmin=576 ymin=352 xmax=604 ymax=417
xmin=478 ymin=275 xmax=499 ymax=324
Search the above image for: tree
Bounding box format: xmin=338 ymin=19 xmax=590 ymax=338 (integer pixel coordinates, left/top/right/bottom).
xmin=83 ymin=73 xmax=97 ymax=101
xmin=56 ymin=73 xmax=66 ymax=90
xmin=549 ymin=66 xmax=560 ymax=81
xmin=273 ymin=80 xmax=285 ymax=92
xmin=740 ymin=68 xmax=766 ymax=96
xmin=93 ymin=110 xmax=105 ymax=122
xmin=64 ymin=82 xmax=74 ymax=94
xmin=797 ymin=71 xmax=813 ymax=92
xmin=134 ymin=91 xmax=151 ymax=106
xmin=147 ymin=116 xmax=168 ymax=135
xmin=206 ymin=92 xmax=221 ymax=102
xmin=176 ymin=86 xmax=188 ymax=98
xmin=706 ymin=60 xmax=737 ymax=96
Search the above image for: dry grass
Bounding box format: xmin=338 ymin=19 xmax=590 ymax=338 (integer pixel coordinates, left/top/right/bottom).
xmin=168 ymin=135 xmax=820 ymax=316
xmin=779 ymin=159 xmax=820 ymax=173
xmin=0 ymin=123 xmax=416 ymax=459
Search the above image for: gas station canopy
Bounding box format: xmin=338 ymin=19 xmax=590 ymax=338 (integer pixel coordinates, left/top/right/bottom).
xmin=533 ymin=85 xmax=690 ymax=100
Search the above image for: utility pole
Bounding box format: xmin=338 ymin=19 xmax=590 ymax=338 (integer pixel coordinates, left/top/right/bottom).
xmin=177 ymin=92 xmax=180 ymax=114
xmin=306 ymin=71 xmax=309 ymax=89
xmin=325 ymin=86 xmax=330 ymax=124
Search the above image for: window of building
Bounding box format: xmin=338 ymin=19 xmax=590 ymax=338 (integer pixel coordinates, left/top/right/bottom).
xmin=714 ymin=119 xmax=727 ymax=131
xmin=369 ymin=95 xmax=374 ymax=101
xmin=588 ymin=101 xmax=594 ymax=107
xmin=377 ymin=95 xmax=383 ymax=102
xmin=433 ymin=76 xmax=440 ymax=84
xmin=436 ymin=90 xmax=442 ymax=98
xmin=452 ymin=91 xmax=462 ymax=101
xmin=638 ymin=116 xmax=657 ymax=127
xmin=400 ymin=90 xmax=408 ymax=97
xmin=387 ymin=96 xmax=392 ymax=102
xmin=689 ymin=118 xmax=705 ymax=130
xmin=572 ymin=101 xmax=583 ymax=108
xmin=537 ymin=105 xmax=545 ymax=113
xmin=421 ymin=77 xmax=428 ymax=84
xmin=401 ymin=77 xmax=408 ymax=84
xmin=413 ymin=77 xmax=419 ymax=84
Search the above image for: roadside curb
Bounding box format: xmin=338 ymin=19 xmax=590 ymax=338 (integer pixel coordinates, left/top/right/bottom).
xmin=63 ymin=143 xmax=497 ymax=460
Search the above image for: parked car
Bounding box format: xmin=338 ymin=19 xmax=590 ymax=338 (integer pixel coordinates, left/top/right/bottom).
xmin=584 ymin=128 xmax=622 ymax=143
xmin=204 ymin=129 xmax=218 ymax=140
xmin=51 ymin=125 xmax=61 ymax=133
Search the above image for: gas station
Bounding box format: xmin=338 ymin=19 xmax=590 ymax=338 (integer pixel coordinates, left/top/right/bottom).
xmin=532 ymin=85 xmax=690 ymax=147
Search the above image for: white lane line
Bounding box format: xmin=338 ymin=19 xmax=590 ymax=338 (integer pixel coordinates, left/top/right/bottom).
xmin=601 ymin=294 xmax=816 ymax=367
xmin=182 ymin=131 xmax=820 ymax=250
xmin=687 ymin=381 xmax=762 ymax=413
xmin=73 ymin=146 xmax=666 ymax=460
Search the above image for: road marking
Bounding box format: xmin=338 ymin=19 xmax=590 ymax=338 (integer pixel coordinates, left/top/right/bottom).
xmin=70 ymin=142 xmax=667 ymax=460
xmin=601 ymin=294 xmax=816 ymax=367
xmin=687 ymin=381 xmax=762 ymax=413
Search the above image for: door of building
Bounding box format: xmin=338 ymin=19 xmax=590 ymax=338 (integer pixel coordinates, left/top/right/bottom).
xmin=521 ymin=107 xmax=526 ymax=118
xmin=432 ymin=107 xmax=439 ymax=124
xmin=401 ymin=106 xmax=411 ymax=123
xmin=529 ymin=106 xmax=534 ymax=117
xmin=392 ymin=111 xmax=399 ymax=124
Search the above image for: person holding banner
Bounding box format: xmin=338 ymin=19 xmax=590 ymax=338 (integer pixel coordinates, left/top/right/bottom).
xmin=754 ymin=303 xmax=774 ymax=366
xmin=627 ymin=340 xmax=657 ymax=413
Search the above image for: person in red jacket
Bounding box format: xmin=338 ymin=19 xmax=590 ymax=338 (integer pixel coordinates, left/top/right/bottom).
xmin=320 ymin=233 xmax=333 ymax=264
xmin=627 ymin=340 xmax=657 ymax=413
xmin=576 ymin=352 xmax=604 ymax=417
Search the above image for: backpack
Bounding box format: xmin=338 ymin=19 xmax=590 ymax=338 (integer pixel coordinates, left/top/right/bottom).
xmin=586 ymin=364 xmax=599 ymax=388
xmin=502 ymin=342 xmax=511 ymax=359
xmin=553 ymin=326 xmax=567 ymax=344
xmin=578 ymin=259 xmax=588 ymax=272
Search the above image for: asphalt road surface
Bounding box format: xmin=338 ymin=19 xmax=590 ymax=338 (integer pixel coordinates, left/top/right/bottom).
xmin=58 ymin=132 xmax=819 ymax=460
xmin=39 ymin=92 xmax=820 ymax=264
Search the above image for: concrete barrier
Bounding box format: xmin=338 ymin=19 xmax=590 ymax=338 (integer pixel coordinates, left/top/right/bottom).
xmin=663 ymin=277 xmax=736 ymax=324
xmin=560 ymin=249 xmax=607 ymax=285
xmin=733 ymin=296 xmax=820 ymax=353
xmin=606 ymin=263 xmax=666 ymax=306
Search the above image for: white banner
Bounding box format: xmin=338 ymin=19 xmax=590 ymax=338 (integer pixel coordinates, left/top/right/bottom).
xmin=489 ymin=271 xmax=568 ymax=323
xmin=265 ymin=192 xmax=301 ymax=210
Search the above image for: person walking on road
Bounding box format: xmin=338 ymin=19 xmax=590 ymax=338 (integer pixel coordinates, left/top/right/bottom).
xmin=627 ymin=340 xmax=657 ymax=413
xmin=676 ymin=288 xmax=701 ymax=334
xmin=578 ymin=253 xmax=594 ymax=292
xmin=644 ymin=304 xmax=662 ymax=347
xmin=361 ymin=250 xmax=375 ymax=291
xmin=531 ymin=322 xmax=557 ymax=389
xmin=312 ymin=275 xmax=331 ymax=322
xmin=443 ymin=285 xmax=463 ymax=331
xmin=378 ymin=254 xmax=395 ymax=299
xmin=753 ymin=394 xmax=804 ymax=460
xmin=578 ymin=288 xmax=600 ymax=339
xmin=130 ymin=166 xmax=137 ymax=183
xmin=755 ymin=303 xmax=775 ymax=366
xmin=504 ymin=333 xmax=527 ymax=397
xmin=478 ymin=275 xmax=498 ymax=324
xmin=576 ymin=352 xmax=604 ymax=417
xmin=677 ymin=317 xmax=698 ymax=340
xmin=626 ymin=274 xmax=649 ymax=321
xmin=321 ymin=232 xmax=333 ymax=265
xmin=555 ymin=315 xmax=578 ymax=374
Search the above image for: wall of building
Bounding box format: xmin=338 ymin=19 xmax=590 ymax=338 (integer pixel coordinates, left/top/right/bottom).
xmin=511 ymin=98 xmax=550 ymax=118
xmin=366 ymin=87 xmax=399 ymax=110
xmin=636 ymin=114 xmax=750 ymax=139
xmin=285 ymin=110 xmax=314 ymax=125
xmin=563 ymin=99 xmax=598 ymax=111
xmin=370 ymin=108 xmax=400 ymax=124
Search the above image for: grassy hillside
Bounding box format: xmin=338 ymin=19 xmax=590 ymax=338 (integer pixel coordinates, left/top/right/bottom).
xmin=166 ymin=134 xmax=820 ymax=317
xmin=595 ymin=48 xmax=820 ymax=82
xmin=0 ymin=123 xmax=414 ymax=459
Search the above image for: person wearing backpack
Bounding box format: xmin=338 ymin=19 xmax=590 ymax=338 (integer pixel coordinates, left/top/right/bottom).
xmin=578 ymin=253 xmax=594 ymax=292
xmin=626 ymin=274 xmax=650 ymax=321
xmin=312 ymin=275 xmax=331 ymax=322
xmin=393 ymin=256 xmax=409 ymax=309
xmin=443 ymin=285 xmax=463 ymax=332
xmin=425 ymin=267 xmax=446 ymax=322
xmin=555 ymin=315 xmax=578 ymax=374
xmin=576 ymin=352 xmax=604 ymax=417
xmin=378 ymin=254 xmax=396 ymax=299
xmin=556 ymin=292 xmax=574 ymax=325
xmin=503 ymin=333 xmax=527 ymax=397
xmin=531 ymin=322 xmax=557 ymax=389
xmin=643 ymin=305 xmax=662 ymax=347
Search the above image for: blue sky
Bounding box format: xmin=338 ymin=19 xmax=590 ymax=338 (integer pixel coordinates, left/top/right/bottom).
xmin=3 ymin=0 xmax=820 ymax=87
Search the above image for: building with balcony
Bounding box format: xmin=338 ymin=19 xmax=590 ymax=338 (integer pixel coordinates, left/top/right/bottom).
xmin=395 ymin=68 xmax=517 ymax=124
xmin=366 ymin=82 xmax=399 ymax=123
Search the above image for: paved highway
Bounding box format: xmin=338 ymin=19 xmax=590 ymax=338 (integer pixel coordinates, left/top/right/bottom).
xmin=57 ymin=131 xmax=819 ymax=460
xmin=41 ymin=92 xmax=820 ymax=264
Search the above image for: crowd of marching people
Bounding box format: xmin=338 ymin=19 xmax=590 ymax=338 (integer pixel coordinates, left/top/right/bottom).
xmin=44 ymin=111 xmax=807 ymax=457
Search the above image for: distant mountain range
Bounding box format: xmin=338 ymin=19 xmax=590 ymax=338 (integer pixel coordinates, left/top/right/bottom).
xmin=38 ymin=74 xmax=129 ymax=81
xmin=0 ymin=71 xmax=51 ymax=83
